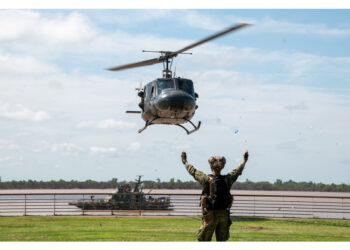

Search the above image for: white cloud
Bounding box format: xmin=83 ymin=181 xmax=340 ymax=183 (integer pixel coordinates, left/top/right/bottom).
xmin=0 ymin=53 xmax=58 ymax=75
xmin=0 ymin=140 xmax=20 ymax=150
xmin=0 ymin=10 xmax=96 ymax=44
xmin=97 ymin=10 xmax=350 ymax=37
xmin=172 ymin=144 xmax=190 ymax=150
xmin=0 ymin=103 xmax=50 ymax=121
xmin=51 ymin=143 xmax=82 ymax=156
xmin=250 ymin=18 xmax=350 ymax=36
xmin=92 ymin=10 xmax=223 ymax=31
xmin=179 ymin=10 xmax=225 ymax=31
xmin=77 ymin=119 xmax=136 ymax=130
xmin=0 ymin=156 xmax=11 ymax=163
xmin=90 ymin=146 xmax=117 ymax=154
xmin=94 ymin=10 xmax=172 ymax=25
xmin=127 ymin=142 xmax=141 ymax=151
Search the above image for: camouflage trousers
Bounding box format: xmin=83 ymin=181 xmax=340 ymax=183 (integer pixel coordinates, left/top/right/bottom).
xmin=197 ymin=209 xmax=231 ymax=241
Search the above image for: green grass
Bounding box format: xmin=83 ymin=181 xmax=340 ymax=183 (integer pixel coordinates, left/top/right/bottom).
xmin=0 ymin=216 xmax=350 ymax=241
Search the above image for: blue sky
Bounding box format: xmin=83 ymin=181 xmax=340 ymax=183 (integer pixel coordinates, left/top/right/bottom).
xmin=0 ymin=9 xmax=349 ymax=184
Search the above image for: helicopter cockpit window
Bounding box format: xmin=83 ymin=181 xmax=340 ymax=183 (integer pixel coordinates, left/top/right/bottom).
xmin=177 ymin=79 xmax=195 ymax=97
xmin=157 ymin=79 xmax=174 ymax=94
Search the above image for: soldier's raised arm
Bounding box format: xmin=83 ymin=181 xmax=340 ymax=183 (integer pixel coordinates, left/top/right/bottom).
xmin=181 ymin=151 xmax=208 ymax=185
xmin=227 ymin=150 xmax=249 ymax=186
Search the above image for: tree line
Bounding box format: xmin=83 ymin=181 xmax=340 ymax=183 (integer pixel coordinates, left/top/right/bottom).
xmin=0 ymin=177 xmax=350 ymax=192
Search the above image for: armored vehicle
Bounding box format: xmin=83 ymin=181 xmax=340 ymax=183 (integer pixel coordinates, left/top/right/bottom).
xmin=70 ymin=176 xmax=171 ymax=210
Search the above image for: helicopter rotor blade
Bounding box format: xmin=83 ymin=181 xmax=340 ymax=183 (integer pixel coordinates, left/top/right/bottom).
xmin=106 ymin=57 xmax=161 ymax=71
xmin=169 ymin=23 xmax=251 ymax=57
xmin=106 ymin=23 xmax=250 ymax=72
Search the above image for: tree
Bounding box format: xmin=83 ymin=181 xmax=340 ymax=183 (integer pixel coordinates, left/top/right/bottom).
xmin=274 ymin=179 xmax=282 ymax=185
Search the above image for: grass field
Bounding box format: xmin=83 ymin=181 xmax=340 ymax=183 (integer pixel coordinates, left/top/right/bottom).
xmin=0 ymin=216 xmax=350 ymax=241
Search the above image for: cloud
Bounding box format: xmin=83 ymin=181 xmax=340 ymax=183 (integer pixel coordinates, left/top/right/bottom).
xmin=51 ymin=143 xmax=82 ymax=156
xmin=0 ymin=156 xmax=11 ymax=163
xmin=32 ymin=140 xmax=51 ymax=153
xmin=250 ymin=18 xmax=350 ymax=37
xmin=127 ymin=142 xmax=141 ymax=151
xmin=90 ymin=146 xmax=117 ymax=154
xmin=284 ymin=102 xmax=308 ymax=111
xmin=0 ymin=140 xmax=20 ymax=150
xmin=0 ymin=53 xmax=58 ymax=75
xmin=76 ymin=119 xmax=136 ymax=130
xmin=93 ymin=10 xmax=172 ymax=25
xmin=92 ymin=10 xmax=224 ymax=31
xmin=98 ymin=10 xmax=350 ymax=37
xmin=0 ymin=103 xmax=50 ymax=121
xmin=179 ymin=10 xmax=226 ymax=31
xmin=0 ymin=10 xmax=96 ymax=44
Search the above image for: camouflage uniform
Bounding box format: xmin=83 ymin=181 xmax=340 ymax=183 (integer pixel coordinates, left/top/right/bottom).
xmin=184 ymin=161 xmax=245 ymax=241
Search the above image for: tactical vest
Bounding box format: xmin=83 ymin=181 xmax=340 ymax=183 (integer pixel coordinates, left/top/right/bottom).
xmin=201 ymin=174 xmax=233 ymax=210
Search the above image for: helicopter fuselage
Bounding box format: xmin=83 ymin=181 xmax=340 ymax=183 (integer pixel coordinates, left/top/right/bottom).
xmin=141 ymin=77 xmax=197 ymax=125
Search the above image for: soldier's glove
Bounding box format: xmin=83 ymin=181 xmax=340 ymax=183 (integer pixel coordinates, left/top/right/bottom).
xmin=181 ymin=151 xmax=187 ymax=164
xmin=243 ymin=150 xmax=249 ymax=162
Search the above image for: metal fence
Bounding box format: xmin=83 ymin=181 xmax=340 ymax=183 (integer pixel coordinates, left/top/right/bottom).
xmin=1 ymin=190 xmax=350 ymax=219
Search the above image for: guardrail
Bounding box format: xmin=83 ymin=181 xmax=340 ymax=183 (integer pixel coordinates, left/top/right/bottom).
xmin=0 ymin=191 xmax=350 ymax=219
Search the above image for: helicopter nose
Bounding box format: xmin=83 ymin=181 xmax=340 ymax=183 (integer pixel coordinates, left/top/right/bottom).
xmin=156 ymin=91 xmax=195 ymax=112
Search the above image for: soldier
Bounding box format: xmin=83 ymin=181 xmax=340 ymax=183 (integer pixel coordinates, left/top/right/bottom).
xmin=181 ymin=149 xmax=249 ymax=241
xmin=138 ymin=90 xmax=145 ymax=111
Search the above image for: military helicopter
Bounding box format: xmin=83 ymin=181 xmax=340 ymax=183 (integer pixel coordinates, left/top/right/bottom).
xmin=107 ymin=23 xmax=250 ymax=134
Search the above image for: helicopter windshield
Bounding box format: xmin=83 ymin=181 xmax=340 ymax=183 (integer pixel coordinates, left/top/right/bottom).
xmin=157 ymin=79 xmax=174 ymax=94
xmin=177 ymin=79 xmax=194 ymax=96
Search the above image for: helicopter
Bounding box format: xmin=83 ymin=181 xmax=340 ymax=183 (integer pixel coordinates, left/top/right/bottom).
xmin=107 ymin=23 xmax=250 ymax=134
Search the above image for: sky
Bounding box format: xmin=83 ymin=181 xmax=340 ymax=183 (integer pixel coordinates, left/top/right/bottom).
xmin=0 ymin=8 xmax=349 ymax=184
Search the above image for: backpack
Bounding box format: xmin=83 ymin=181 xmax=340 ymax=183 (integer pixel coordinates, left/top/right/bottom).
xmin=202 ymin=175 xmax=233 ymax=210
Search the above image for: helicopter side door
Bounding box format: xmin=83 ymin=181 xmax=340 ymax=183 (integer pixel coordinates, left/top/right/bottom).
xmin=143 ymin=81 xmax=156 ymax=109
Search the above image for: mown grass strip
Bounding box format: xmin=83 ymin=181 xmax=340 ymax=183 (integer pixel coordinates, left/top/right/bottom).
xmin=0 ymin=216 xmax=349 ymax=241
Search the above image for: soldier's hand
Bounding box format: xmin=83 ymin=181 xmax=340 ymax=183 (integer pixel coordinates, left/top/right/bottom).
xmin=181 ymin=151 xmax=187 ymax=164
xmin=243 ymin=150 xmax=249 ymax=162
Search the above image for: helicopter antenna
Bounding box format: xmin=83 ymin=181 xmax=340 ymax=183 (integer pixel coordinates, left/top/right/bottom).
xmin=135 ymin=81 xmax=142 ymax=92
xmin=106 ymin=23 xmax=251 ymax=78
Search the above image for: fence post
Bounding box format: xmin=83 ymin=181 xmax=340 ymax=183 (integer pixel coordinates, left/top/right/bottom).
xmin=282 ymin=196 xmax=285 ymax=218
xmin=253 ymin=195 xmax=255 ymax=217
xmin=53 ymin=194 xmax=56 ymax=216
xmin=312 ymin=197 xmax=315 ymax=219
xmin=342 ymin=197 xmax=344 ymax=220
xmin=24 ymin=194 xmax=27 ymax=216
xmin=82 ymin=194 xmax=85 ymax=216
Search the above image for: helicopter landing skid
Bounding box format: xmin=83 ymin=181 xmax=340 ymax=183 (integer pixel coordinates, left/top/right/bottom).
xmin=138 ymin=118 xmax=158 ymax=134
xmin=138 ymin=118 xmax=201 ymax=135
xmin=138 ymin=121 xmax=152 ymax=133
xmin=176 ymin=120 xmax=201 ymax=135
